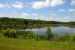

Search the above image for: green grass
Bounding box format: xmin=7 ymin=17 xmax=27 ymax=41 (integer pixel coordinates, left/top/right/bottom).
xmin=0 ymin=37 xmax=75 ymax=50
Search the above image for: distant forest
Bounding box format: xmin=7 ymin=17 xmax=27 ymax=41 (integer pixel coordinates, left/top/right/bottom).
xmin=0 ymin=17 xmax=75 ymax=29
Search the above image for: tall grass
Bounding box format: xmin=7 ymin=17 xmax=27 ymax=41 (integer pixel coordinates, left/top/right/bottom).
xmin=0 ymin=37 xmax=75 ymax=50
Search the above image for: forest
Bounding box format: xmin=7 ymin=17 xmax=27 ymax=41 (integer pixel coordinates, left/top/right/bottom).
xmin=0 ymin=17 xmax=75 ymax=29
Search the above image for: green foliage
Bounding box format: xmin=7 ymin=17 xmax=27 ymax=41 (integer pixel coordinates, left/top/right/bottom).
xmin=13 ymin=30 xmax=33 ymax=39
xmin=26 ymin=31 xmax=33 ymax=39
xmin=0 ymin=28 xmax=33 ymax=39
xmin=1 ymin=17 xmax=75 ymax=29
xmin=69 ymin=34 xmax=75 ymax=42
xmin=1 ymin=26 xmax=75 ymax=42
xmin=52 ymin=34 xmax=75 ymax=42
xmin=16 ymin=31 xmax=27 ymax=38
xmin=33 ymin=34 xmax=41 ymax=41
xmin=9 ymin=29 xmax=17 ymax=38
xmin=2 ymin=28 xmax=17 ymax=38
xmin=52 ymin=35 xmax=63 ymax=41
xmin=44 ymin=27 xmax=53 ymax=40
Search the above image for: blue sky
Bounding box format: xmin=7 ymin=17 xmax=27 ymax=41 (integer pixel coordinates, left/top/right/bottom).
xmin=0 ymin=0 xmax=75 ymax=22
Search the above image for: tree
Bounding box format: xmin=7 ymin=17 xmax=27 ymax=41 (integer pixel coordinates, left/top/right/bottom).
xmin=44 ymin=27 xmax=53 ymax=40
xmin=3 ymin=28 xmax=10 ymax=37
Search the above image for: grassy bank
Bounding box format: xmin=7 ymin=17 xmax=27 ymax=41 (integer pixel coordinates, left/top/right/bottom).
xmin=0 ymin=37 xmax=75 ymax=50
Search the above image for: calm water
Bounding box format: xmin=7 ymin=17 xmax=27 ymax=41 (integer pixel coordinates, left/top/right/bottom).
xmin=19 ymin=26 xmax=75 ymax=35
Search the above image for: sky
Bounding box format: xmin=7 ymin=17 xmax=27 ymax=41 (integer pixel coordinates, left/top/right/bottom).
xmin=0 ymin=0 xmax=75 ymax=22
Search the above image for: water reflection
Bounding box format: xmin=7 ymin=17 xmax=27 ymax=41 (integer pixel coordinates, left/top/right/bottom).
xmin=51 ymin=26 xmax=73 ymax=34
xmin=25 ymin=26 xmax=75 ymax=35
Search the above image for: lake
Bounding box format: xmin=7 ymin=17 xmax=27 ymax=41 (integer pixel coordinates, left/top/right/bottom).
xmin=18 ymin=26 xmax=75 ymax=35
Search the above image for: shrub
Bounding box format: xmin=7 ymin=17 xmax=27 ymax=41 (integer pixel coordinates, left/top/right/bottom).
xmin=16 ymin=31 xmax=33 ymax=39
xmin=32 ymin=34 xmax=41 ymax=41
xmin=1 ymin=28 xmax=17 ymax=38
xmin=70 ymin=34 xmax=75 ymax=42
xmin=26 ymin=31 xmax=33 ymax=39
xmin=9 ymin=29 xmax=17 ymax=38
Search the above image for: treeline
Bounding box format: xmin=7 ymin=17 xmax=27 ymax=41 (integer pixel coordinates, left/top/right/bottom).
xmin=0 ymin=28 xmax=75 ymax=42
xmin=0 ymin=17 xmax=75 ymax=29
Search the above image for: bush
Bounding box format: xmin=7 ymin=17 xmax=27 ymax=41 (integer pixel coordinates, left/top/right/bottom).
xmin=16 ymin=31 xmax=33 ymax=39
xmin=70 ymin=34 xmax=75 ymax=42
xmin=16 ymin=31 xmax=27 ymax=38
xmin=1 ymin=28 xmax=17 ymax=38
xmin=3 ymin=28 xmax=10 ymax=37
xmin=32 ymin=34 xmax=41 ymax=41
xmin=9 ymin=29 xmax=17 ymax=38
xmin=26 ymin=31 xmax=33 ymax=39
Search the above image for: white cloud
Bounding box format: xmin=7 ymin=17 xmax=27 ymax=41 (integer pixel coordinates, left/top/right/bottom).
xmin=58 ymin=9 xmax=75 ymax=12
xmin=31 ymin=13 xmax=38 ymax=17
xmin=71 ymin=0 xmax=75 ymax=5
xmin=61 ymin=13 xmax=75 ymax=22
xmin=58 ymin=9 xmax=66 ymax=12
xmin=36 ymin=13 xmax=57 ymax=21
xmin=68 ymin=9 xmax=75 ymax=12
xmin=0 ymin=4 xmax=5 ymax=8
xmin=0 ymin=3 xmax=10 ymax=8
xmin=12 ymin=2 xmax=24 ymax=9
xmin=21 ymin=13 xmax=29 ymax=16
xmin=50 ymin=0 xmax=64 ymax=7
xmin=37 ymin=13 xmax=75 ymax=22
xmin=32 ymin=1 xmax=49 ymax=9
xmin=32 ymin=0 xmax=64 ymax=9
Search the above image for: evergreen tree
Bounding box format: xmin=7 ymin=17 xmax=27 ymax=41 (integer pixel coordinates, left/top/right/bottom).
xmin=44 ymin=27 xmax=53 ymax=40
